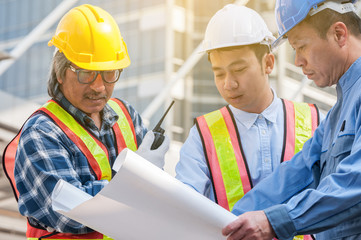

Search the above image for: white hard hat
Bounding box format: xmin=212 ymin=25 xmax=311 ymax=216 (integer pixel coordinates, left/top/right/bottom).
xmin=202 ymin=4 xmax=276 ymax=52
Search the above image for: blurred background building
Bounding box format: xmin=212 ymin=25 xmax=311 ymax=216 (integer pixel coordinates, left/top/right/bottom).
xmin=1 ymin=0 xmax=358 ymax=238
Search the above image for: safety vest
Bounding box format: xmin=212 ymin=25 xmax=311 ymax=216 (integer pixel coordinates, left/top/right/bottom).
xmin=2 ymin=98 xmax=138 ymax=240
xmin=196 ymin=100 xmax=319 ymax=240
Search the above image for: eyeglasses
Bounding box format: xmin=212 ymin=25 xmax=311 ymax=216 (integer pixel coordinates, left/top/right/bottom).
xmin=68 ymin=65 xmax=123 ymax=84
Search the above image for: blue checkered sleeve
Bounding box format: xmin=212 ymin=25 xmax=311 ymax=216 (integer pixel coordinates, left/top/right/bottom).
xmin=15 ymin=113 xmax=109 ymax=234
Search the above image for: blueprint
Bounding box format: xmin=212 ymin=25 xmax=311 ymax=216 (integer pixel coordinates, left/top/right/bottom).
xmin=52 ymin=148 xmax=237 ymax=240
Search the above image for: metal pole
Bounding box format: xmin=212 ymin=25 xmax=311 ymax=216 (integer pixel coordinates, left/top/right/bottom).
xmin=234 ymin=0 xmax=250 ymax=5
xmin=291 ymin=76 xmax=309 ymax=101
xmin=141 ymin=43 xmax=204 ymax=121
xmin=141 ymin=0 xmax=249 ymax=122
xmin=276 ymin=43 xmax=287 ymax=98
xmin=0 ymin=0 xmax=79 ymax=77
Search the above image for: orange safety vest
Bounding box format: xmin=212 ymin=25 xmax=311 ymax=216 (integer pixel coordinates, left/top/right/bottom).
xmin=2 ymin=98 xmax=138 ymax=240
xmin=196 ymin=99 xmax=319 ymax=240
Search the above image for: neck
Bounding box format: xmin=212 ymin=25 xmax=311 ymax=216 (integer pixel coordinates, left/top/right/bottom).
xmin=89 ymin=112 xmax=102 ymax=130
xmin=239 ymin=87 xmax=274 ymax=114
xmin=255 ymin=88 xmax=274 ymax=114
xmin=345 ymin=36 xmax=361 ymax=70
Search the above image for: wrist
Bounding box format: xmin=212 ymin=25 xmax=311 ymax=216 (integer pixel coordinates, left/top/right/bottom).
xmin=264 ymin=204 xmax=296 ymax=240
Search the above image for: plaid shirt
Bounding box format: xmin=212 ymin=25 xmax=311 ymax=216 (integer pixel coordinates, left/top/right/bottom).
xmin=14 ymin=92 xmax=147 ymax=234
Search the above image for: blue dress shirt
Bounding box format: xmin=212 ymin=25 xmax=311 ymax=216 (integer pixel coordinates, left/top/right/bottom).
xmin=231 ymin=57 xmax=361 ymax=240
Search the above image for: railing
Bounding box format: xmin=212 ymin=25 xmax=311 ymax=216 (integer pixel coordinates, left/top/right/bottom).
xmin=0 ymin=0 xmax=79 ymax=77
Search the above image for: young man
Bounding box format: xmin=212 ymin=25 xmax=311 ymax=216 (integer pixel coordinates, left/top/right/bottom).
xmin=175 ymin=5 xmax=319 ymax=240
xmin=223 ymin=1 xmax=361 ymax=239
xmin=2 ymin=4 xmax=169 ymax=239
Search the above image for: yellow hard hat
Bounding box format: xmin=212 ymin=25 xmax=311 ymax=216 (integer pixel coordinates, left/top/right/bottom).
xmin=48 ymin=4 xmax=130 ymax=70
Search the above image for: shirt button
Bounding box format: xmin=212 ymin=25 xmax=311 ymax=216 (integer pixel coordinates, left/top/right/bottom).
xmin=261 ymin=130 xmax=266 ymax=135
xmin=258 ymin=115 xmax=263 ymax=119
xmin=264 ymin=158 xmax=270 ymax=163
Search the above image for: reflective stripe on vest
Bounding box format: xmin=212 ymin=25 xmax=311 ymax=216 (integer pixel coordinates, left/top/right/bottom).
xmin=41 ymin=100 xmax=112 ymax=181
xmin=280 ymin=100 xmax=318 ymax=240
xmin=282 ymin=99 xmax=319 ymax=161
xmin=2 ymin=98 xmax=137 ymax=240
xmin=196 ymin=100 xmax=319 ymax=211
xmin=107 ymin=98 xmax=137 ymax=152
xmin=26 ymin=238 xmax=113 ymax=240
xmin=2 ymin=133 xmax=21 ymax=200
xmin=196 ymin=106 xmax=252 ymax=211
xmin=25 ymin=222 xmax=110 ymax=240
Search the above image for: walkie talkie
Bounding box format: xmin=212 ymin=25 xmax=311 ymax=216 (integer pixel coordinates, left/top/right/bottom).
xmin=151 ymin=100 xmax=175 ymax=150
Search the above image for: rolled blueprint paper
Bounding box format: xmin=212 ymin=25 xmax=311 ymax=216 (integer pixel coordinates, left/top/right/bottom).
xmin=52 ymin=148 xmax=237 ymax=240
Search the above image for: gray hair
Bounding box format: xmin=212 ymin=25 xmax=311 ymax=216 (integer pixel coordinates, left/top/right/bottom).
xmin=47 ymin=50 xmax=70 ymax=98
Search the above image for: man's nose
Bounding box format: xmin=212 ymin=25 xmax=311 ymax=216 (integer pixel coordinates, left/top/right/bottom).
xmin=294 ymin=51 xmax=305 ymax=68
xmin=224 ymin=74 xmax=238 ymax=90
xmin=90 ymin=73 xmax=106 ymax=92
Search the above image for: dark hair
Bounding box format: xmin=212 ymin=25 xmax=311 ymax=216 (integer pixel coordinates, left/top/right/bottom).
xmin=302 ymin=8 xmax=361 ymax=39
xmin=247 ymin=44 xmax=270 ymax=64
xmin=208 ymin=43 xmax=270 ymax=64
xmin=47 ymin=50 xmax=70 ymax=98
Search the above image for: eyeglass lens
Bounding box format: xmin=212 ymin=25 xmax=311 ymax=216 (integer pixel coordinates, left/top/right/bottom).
xmin=78 ymin=69 xmax=121 ymax=84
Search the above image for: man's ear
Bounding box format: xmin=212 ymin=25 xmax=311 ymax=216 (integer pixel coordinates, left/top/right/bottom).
xmin=57 ymin=76 xmax=63 ymax=84
xmin=264 ymin=53 xmax=275 ymax=75
xmin=332 ymin=22 xmax=348 ymax=47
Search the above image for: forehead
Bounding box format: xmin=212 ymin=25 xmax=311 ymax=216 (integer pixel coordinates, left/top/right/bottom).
xmin=209 ymin=47 xmax=256 ymax=63
xmin=287 ymin=22 xmax=319 ymax=45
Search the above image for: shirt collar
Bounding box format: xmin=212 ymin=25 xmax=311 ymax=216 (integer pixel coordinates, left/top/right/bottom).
xmin=337 ymin=56 xmax=361 ymax=97
xmin=228 ymin=88 xmax=281 ymax=130
xmin=54 ymin=91 xmax=118 ymax=130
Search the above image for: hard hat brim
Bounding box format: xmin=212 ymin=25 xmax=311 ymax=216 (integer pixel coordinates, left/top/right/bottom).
xmin=271 ymin=35 xmax=287 ymax=51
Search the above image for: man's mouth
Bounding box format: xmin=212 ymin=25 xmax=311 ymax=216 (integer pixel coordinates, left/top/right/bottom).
xmin=228 ymin=95 xmax=241 ymax=100
xmin=303 ymin=70 xmax=314 ymax=79
xmin=86 ymin=95 xmax=107 ymax=100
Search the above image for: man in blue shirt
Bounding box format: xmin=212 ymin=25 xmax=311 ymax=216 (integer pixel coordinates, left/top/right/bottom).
xmin=175 ymin=4 xmax=321 ymax=230
xmin=3 ymin=4 xmax=169 ymax=239
xmin=223 ymin=1 xmax=361 ymax=239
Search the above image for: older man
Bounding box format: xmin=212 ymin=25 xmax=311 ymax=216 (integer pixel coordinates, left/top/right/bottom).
xmin=3 ymin=4 xmax=168 ymax=240
xmin=223 ymin=1 xmax=361 ymax=239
